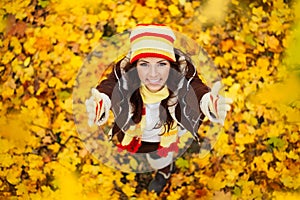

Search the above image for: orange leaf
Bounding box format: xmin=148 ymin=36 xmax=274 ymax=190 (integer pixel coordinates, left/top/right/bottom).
xmin=221 ymin=39 xmax=234 ymax=52
xmin=267 ymin=35 xmax=280 ymax=50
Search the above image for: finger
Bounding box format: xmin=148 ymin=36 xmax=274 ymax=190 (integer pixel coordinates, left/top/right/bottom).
xmin=225 ymin=97 xmax=233 ymax=104
xmin=88 ymin=112 xmax=95 ymax=122
xmin=87 ymin=100 xmax=96 ymax=113
xmin=85 ymin=99 xmax=94 ymax=112
xmin=218 ymin=110 xmax=227 ymax=122
xmin=218 ymin=118 xmax=225 ymax=126
xmin=211 ymin=81 xmax=222 ymax=97
xmin=217 ymin=96 xmax=233 ymax=104
xmin=217 ymin=103 xmax=231 ymax=112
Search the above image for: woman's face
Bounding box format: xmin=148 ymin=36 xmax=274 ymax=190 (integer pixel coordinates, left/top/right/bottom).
xmin=136 ymin=57 xmax=171 ymax=92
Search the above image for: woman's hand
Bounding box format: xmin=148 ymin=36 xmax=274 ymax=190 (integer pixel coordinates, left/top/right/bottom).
xmin=200 ymin=81 xmax=233 ymax=125
xmin=85 ymin=88 xmax=111 ymax=127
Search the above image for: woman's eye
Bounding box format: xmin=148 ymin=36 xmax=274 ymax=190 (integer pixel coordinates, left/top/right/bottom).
xmin=158 ymin=62 xmax=167 ymax=66
xmin=139 ymin=63 xmax=148 ymax=67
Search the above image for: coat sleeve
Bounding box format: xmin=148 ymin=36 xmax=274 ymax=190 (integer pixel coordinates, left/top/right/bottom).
xmin=184 ymin=62 xmax=211 ymax=109
xmin=188 ymin=70 xmax=210 ymax=102
xmin=95 ymin=63 xmax=128 ymax=130
xmin=95 ymin=64 xmax=121 ymax=99
xmin=175 ymin=60 xmax=211 ymax=138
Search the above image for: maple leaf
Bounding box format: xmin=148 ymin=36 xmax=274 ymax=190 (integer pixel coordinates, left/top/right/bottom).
xmin=5 ymin=15 xmax=27 ymax=37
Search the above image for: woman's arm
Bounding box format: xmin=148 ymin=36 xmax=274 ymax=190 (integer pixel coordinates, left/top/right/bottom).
xmin=85 ymin=62 xmax=122 ymax=126
xmin=96 ymin=63 xmax=121 ymax=98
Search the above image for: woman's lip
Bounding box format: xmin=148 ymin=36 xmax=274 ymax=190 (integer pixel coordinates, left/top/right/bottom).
xmin=147 ymin=79 xmax=161 ymax=84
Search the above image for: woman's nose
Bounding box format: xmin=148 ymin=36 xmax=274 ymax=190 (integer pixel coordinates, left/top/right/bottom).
xmin=149 ymin=65 xmax=157 ymax=76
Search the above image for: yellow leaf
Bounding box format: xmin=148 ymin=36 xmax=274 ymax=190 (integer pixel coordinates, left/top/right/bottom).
xmin=285 ymin=107 xmax=300 ymax=123
xmin=272 ymin=191 xmax=300 ymax=200
xmin=122 ymin=184 xmax=135 ymax=197
xmin=15 ymin=183 xmax=29 ymax=196
xmin=10 ymin=36 xmax=22 ymax=54
xmin=36 ymin=82 xmax=48 ymax=96
xmin=55 ymin=170 xmax=82 ymax=199
xmin=24 ymin=97 xmax=38 ymax=109
xmin=146 ymin=0 xmax=157 ymax=8
xmin=286 ymin=151 xmax=299 ymax=160
xmin=6 ymin=167 xmax=21 ymax=185
xmin=132 ymin=4 xmax=146 ymax=19
xmin=48 ymin=77 xmax=64 ymax=89
xmin=267 ymin=35 xmax=280 ymax=50
xmin=168 ymin=4 xmax=181 ymax=17
xmin=1 ymin=51 xmax=15 ymax=65
xmin=99 ymin=10 xmax=110 ymax=21
xmin=23 ymin=57 xmax=31 ymax=67
xmin=261 ymin=152 xmax=273 ymax=163
xmin=227 ymin=83 xmax=240 ymax=101
xmin=0 ymin=154 xmax=14 ymax=167
xmin=0 ymin=113 xmax=31 ymax=144
xmin=23 ymin=37 xmax=37 ymax=54
xmin=207 ymin=172 xmax=227 ymax=191
xmin=28 ymin=168 xmax=46 ymax=182
xmin=267 ymin=167 xmax=278 ymax=179
xmin=280 ymin=173 xmax=300 ymax=189
xmin=256 ymin=57 xmax=269 ymax=68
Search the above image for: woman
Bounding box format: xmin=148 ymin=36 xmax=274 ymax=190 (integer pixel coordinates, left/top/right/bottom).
xmin=85 ymin=24 xmax=232 ymax=194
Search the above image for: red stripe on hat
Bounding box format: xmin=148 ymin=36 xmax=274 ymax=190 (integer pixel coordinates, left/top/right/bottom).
xmin=130 ymin=32 xmax=174 ymax=43
xmin=130 ymin=52 xmax=175 ymax=63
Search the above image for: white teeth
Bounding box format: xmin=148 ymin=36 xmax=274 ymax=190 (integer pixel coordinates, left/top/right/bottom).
xmin=148 ymin=79 xmax=160 ymax=83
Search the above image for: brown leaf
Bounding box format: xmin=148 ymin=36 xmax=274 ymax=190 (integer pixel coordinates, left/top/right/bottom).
xmin=6 ymin=15 xmax=27 ymax=37
xmin=195 ymin=188 xmax=208 ymax=197
xmin=137 ymin=0 xmax=146 ymax=6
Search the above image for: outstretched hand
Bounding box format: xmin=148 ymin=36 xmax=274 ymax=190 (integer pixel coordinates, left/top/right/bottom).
xmin=85 ymin=88 xmax=111 ymax=127
xmin=200 ymin=81 xmax=233 ymax=125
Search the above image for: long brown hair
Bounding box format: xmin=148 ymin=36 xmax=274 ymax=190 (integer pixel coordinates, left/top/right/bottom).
xmin=117 ymin=53 xmax=183 ymax=134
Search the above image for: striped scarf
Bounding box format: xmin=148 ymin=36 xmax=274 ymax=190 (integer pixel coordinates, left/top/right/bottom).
xmin=120 ymin=85 xmax=178 ymax=149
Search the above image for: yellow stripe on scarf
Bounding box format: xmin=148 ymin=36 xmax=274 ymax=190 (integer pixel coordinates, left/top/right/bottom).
xmin=140 ymin=84 xmax=169 ymax=104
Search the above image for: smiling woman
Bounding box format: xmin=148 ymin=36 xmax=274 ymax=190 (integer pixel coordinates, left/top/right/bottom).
xmin=136 ymin=57 xmax=171 ymax=92
xmin=84 ymin=24 xmax=232 ymax=194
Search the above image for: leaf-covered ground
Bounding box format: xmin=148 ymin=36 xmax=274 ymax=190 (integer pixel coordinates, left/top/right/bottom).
xmin=0 ymin=0 xmax=300 ymax=199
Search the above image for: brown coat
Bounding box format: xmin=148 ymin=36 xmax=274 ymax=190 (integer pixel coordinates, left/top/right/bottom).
xmin=96 ymin=51 xmax=210 ymax=149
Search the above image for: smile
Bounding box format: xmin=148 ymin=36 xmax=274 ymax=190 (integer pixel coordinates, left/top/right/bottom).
xmin=147 ymin=79 xmax=161 ymax=84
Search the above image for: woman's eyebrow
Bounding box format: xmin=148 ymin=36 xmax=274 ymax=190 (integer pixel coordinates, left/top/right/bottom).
xmin=138 ymin=59 xmax=149 ymax=63
xmin=157 ymin=60 xmax=168 ymax=63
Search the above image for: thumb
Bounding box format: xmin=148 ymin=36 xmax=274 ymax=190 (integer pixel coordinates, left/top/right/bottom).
xmin=211 ymin=81 xmax=222 ymax=97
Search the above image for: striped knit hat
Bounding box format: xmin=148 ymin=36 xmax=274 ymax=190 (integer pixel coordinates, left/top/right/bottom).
xmin=129 ymin=24 xmax=176 ymax=63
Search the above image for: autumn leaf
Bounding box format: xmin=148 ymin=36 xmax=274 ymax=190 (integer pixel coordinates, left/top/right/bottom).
xmin=168 ymin=5 xmax=181 ymax=17
xmin=175 ymin=157 xmax=189 ymax=170
xmin=5 ymin=15 xmax=27 ymax=37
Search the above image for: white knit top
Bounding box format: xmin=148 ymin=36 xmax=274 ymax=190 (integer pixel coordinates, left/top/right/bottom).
xmin=141 ymin=102 xmax=186 ymax=142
